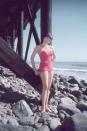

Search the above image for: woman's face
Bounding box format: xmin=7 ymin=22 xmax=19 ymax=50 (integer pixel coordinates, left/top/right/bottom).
xmin=43 ymin=36 xmax=51 ymax=45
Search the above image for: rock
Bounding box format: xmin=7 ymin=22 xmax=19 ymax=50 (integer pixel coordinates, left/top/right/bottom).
xmin=48 ymin=118 xmax=61 ymax=130
xmin=58 ymin=110 xmax=70 ymax=121
xmin=38 ymin=112 xmax=51 ymax=125
xmin=71 ymin=90 xmax=82 ymax=98
xmin=62 ymin=86 xmax=70 ymax=93
xmin=12 ymin=100 xmax=33 ymax=119
xmin=58 ymin=97 xmax=81 ymax=115
xmin=59 ymin=76 xmax=67 ymax=84
xmin=0 ymin=78 xmax=11 ymax=89
xmin=0 ymin=124 xmax=34 ymax=131
xmin=49 ymin=105 xmax=58 ymax=114
xmin=58 ymin=111 xmax=66 ymax=121
xmin=52 ymin=78 xmax=59 ymax=90
xmin=36 ymin=125 xmax=50 ymax=131
xmin=68 ymin=94 xmax=78 ymax=103
xmin=34 ymin=123 xmax=43 ymax=128
xmin=60 ymin=97 xmax=76 ymax=106
xmin=76 ymin=101 xmax=87 ymax=111
xmin=18 ymin=115 xmax=35 ymax=126
xmin=69 ymin=85 xmax=79 ymax=92
xmin=80 ymin=80 xmax=87 ymax=86
xmin=83 ymin=95 xmax=87 ymax=101
xmin=7 ymin=118 xmax=19 ymax=126
xmin=49 ymin=97 xmax=58 ymax=107
xmin=82 ymin=111 xmax=87 ymax=117
xmin=83 ymin=88 xmax=87 ymax=95
xmin=68 ymin=76 xmax=79 ymax=84
xmin=34 ymin=115 xmax=40 ymax=124
xmin=62 ymin=113 xmax=87 ymax=131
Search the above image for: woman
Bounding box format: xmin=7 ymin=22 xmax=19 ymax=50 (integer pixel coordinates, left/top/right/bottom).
xmin=30 ymin=33 xmax=56 ymax=113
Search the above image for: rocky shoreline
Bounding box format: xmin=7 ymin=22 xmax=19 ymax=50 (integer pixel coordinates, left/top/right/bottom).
xmin=0 ymin=64 xmax=87 ymax=131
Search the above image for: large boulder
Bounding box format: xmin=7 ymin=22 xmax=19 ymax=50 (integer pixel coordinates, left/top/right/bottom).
xmin=12 ymin=100 xmax=33 ymax=119
xmin=58 ymin=97 xmax=81 ymax=115
xmin=62 ymin=113 xmax=87 ymax=131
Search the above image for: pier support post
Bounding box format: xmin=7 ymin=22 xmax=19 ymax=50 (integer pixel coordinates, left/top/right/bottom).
xmin=11 ymin=26 xmax=15 ymax=50
xmin=25 ymin=27 xmax=32 ymax=62
xmin=41 ymin=0 xmax=52 ymax=42
xmin=18 ymin=10 xmax=24 ymax=58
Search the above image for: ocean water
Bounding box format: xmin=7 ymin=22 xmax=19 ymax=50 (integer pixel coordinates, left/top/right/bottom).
xmin=29 ymin=61 xmax=87 ymax=81
xmin=53 ymin=61 xmax=87 ymax=81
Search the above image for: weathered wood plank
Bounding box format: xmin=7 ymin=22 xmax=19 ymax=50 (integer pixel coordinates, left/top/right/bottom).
xmin=0 ymin=37 xmax=42 ymax=92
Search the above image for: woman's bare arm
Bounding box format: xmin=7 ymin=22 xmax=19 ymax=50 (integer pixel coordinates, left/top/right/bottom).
xmin=52 ymin=46 xmax=56 ymax=60
xmin=30 ymin=45 xmax=40 ymax=71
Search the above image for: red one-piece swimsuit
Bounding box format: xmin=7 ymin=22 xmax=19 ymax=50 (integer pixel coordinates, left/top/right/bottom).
xmin=38 ymin=50 xmax=54 ymax=72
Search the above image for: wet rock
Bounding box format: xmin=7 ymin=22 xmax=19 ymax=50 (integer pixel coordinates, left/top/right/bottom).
xmin=12 ymin=100 xmax=33 ymax=119
xmin=62 ymin=113 xmax=87 ymax=131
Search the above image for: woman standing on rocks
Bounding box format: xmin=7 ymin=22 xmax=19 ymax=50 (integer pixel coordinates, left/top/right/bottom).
xmin=30 ymin=33 xmax=56 ymax=113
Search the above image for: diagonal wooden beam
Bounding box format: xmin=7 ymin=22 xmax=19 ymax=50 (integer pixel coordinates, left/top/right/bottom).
xmin=0 ymin=37 xmax=42 ymax=92
xmin=26 ymin=1 xmax=41 ymax=45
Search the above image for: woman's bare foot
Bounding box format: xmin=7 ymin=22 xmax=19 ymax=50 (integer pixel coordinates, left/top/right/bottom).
xmin=46 ymin=105 xmax=52 ymax=112
xmin=41 ymin=108 xmax=46 ymax=113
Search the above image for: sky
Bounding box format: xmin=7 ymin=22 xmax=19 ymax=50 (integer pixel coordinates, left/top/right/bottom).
xmin=52 ymin=0 xmax=87 ymax=62
xmin=16 ymin=0 xmax=87 ymax=62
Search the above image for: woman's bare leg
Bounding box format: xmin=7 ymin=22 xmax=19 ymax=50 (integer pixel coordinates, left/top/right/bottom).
xmin=40 ymin=71 xmax=49 ymax=112
xmin=46 ymin=71 xmax=53 ymax=112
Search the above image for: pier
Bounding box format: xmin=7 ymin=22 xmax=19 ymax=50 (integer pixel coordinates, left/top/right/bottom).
xmin=0 ymin=0 xmax=52 ymax=92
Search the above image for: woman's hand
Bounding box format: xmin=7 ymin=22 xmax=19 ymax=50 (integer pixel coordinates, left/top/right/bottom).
xmin=34 ymin=68 xmax=40 ymax=75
